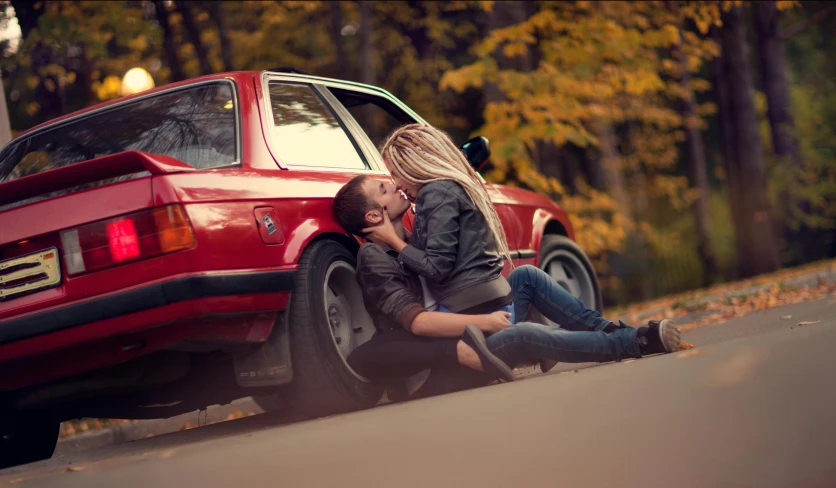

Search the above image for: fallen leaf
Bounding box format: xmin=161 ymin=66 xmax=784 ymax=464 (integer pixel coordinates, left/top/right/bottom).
xmin=797 ymin=321 xmax=820 ymax=327
xmin=9 ymin=478 xmax=25 ymax=484
xmin=622 ymin=359 xmax=635 ymax=364
xmin=159 ymin=449 xmax=177 ymax=459
xmin=65 ymin=466 xmax=86 ymax=472
xmin=678 ymin=342 xmax=695 ymax=350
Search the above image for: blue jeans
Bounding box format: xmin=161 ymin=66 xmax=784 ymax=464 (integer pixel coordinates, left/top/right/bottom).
xmin=486 ymin=323 xmax=640 ymax=367
xmin=508 ymin=265 xmax=611 ymax=331
xmin=442 ymin=265 xmax=641 ymax=366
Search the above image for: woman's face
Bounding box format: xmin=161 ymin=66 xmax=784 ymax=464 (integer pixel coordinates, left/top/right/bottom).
xmin=383 ymin=157 xmax=422 ymax=201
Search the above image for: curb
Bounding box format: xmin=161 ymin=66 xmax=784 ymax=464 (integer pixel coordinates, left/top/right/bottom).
xmin=54 ymin=398 xmax=264 ymax=457
xmin=616 ymin=267 xmax=836 ymax=325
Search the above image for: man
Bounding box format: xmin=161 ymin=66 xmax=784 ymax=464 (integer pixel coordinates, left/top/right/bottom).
xmin=332 ymin=175 xmax=681 ymax=396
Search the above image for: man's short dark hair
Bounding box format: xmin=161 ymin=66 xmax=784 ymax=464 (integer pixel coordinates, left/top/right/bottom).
xmin=333 ymin=175 xmax=379 ymax=236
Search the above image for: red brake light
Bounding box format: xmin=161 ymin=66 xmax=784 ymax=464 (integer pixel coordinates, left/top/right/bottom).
xmin=60 ymin=205 xmax=196 ymax=275
xmin=107 ymin=219 xmax=140 ymax=262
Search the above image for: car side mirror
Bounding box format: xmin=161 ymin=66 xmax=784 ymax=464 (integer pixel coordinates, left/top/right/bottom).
xmin=460 ymin=136 xmax=490 ymax=172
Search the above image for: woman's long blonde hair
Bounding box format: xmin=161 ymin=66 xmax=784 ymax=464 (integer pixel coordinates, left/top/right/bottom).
xmin=380 ymin=123 xmax=512 ymax=265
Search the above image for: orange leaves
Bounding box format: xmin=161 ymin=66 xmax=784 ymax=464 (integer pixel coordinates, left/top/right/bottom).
xmin=680 ymin=281 xmax=836 ymax=331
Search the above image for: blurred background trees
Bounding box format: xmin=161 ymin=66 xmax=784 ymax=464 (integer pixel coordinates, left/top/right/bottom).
xmin=0 ymin=0 xmax=833 ymax=306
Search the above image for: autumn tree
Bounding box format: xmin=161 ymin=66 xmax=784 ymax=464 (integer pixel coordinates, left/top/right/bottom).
xmin=714 ymin=6 xmax=781 ymax=278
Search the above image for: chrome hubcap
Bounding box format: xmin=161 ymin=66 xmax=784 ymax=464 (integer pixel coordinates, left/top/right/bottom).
xmin=542 ymin=250 xmax=597 ymax=310
xmin=323 ymin=261 xmax=375 ymax=381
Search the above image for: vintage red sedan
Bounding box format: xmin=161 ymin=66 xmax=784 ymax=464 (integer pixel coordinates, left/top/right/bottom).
xmin=0 ymin=69 xmax=601 ymax=467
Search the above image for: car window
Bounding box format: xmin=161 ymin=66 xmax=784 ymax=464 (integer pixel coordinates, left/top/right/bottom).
xmin=0 ymin=82 xmax=238 ymax=183
xmin=267 ymin=83 xmax=368 ymax=170
xmin=328 ymin=88 xmax=416 ymax=150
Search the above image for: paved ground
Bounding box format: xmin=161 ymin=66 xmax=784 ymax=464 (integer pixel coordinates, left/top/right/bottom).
xmin=2 ymin=296 xmax=836 ymax=487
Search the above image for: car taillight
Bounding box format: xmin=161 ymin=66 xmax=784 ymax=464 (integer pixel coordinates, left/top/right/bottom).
xmin=59 ymin=205 xmax=196 ymax=275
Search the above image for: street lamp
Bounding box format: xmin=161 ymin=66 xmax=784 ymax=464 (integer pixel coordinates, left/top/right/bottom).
xmin=121 ymin=67 xmax=155 ymax=96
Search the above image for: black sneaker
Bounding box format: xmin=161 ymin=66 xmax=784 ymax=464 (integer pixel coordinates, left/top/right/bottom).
xmin=636 ymin=319 xmax=681 ymax=355
xmin=602 ymin=320 xmax=632 ymax=333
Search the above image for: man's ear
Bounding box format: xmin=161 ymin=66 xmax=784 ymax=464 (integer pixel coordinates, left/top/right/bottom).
xmin=365 ymin=208 xmax=384 ymax=227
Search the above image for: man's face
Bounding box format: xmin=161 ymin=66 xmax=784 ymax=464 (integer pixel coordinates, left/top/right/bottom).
xmin=383 ymin=158 xmax=421 ymax=201
xmin=361 ymin=178 xmax=411 ymax=226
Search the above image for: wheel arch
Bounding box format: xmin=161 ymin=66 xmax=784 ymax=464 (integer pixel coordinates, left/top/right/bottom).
xmin=309 ymin=232 xmax=360 ymax=256
xmin=530 ymin=207 xmax=575 ymax=257
xmin=279 ymin=216 xmax=361 ymax=264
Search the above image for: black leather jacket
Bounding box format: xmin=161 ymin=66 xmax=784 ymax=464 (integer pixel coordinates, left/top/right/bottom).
xmin=398 ymin=180 xmax=511 ymax=313
xmin=356 ymin=243 xmax=425 ymax=334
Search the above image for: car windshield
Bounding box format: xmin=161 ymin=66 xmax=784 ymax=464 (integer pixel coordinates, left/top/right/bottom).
xmin=0 ymin=82 xmax=238 ymax=184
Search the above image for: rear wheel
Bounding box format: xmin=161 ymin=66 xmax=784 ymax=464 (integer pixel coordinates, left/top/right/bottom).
xmin=0 ymin=415 xmax=59 ymax=469
xmin=284 ymin=240 xmax=382 ymax=417
xmin=538 ymin=235 xmax=603 ymax=313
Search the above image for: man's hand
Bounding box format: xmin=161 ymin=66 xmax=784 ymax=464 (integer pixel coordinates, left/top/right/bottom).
xmin=363 ymin=210 xmax=407 ymax=252
xmin=477 ymin=310 xmax=512 ymax=334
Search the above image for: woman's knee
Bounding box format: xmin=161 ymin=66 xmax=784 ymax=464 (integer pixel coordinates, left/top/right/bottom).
xmin=508 ymin=264 xmax=539 ymax=288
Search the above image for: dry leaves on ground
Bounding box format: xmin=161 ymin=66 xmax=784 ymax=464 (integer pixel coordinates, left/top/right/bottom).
xmin=797 ymin=321 xmax=821 ymax=327
xmin=605 ymin=259 xmax=836 ymax=321
xmin=676 ymin=282 xmax=836 ymax=331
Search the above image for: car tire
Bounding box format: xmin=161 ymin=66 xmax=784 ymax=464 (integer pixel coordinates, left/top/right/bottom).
xmin=0 ymin=415 xmax=60 ymax=469
xmin=538 ymin=235 xmax=603 ymax=313
xmin=284 ymin=239 xmax=382 ymax=417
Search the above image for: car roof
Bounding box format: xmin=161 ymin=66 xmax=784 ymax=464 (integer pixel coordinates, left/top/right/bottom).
xmin=10 ymin=70 xmax=394 ymax=142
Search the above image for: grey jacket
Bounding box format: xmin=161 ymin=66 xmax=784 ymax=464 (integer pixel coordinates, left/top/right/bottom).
xmin=398 ymin=180 xmax=511 ymax=313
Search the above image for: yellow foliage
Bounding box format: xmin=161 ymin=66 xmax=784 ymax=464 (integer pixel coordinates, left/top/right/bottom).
xmin=443 ymin=0 xmax=727 ymax=264
xmin=94 ymin=75 xmax=123 ymax=101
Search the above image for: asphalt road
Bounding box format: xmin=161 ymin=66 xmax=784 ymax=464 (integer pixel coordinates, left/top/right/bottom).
xmin=3 ymin=296 xmax=836 ymax=488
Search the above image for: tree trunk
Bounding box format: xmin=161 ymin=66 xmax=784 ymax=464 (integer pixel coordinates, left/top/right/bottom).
xmin=9 ymin=0 xmax=45 ymax=41
xmin=206 ymin=1 xmax=233 ymax=72
xmin=753 ymin=0 xmax=816 ymax=263
xmin=0 ymin=72 xmax=12 ymax=147
xmin=329 ymin=2 xmax=347 ymax=79
xmin=716 ymin=7 xmax=781 ymax=278
xmin=669 ymin=0 xmax=718 ymax=286
xmin=154 ymin=1 xmax=185 ymax=82
xmin=596 ymin=121 xmax=653 ymax=302
xmin=176 ymin=3 xmax=212 ymax=75
xmin=753 ymin=1 xmax=803 ymax=167
xmin=359 ymin=1 xmax=377 ymax=140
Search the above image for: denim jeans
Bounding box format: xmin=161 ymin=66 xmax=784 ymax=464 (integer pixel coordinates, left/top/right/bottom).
xmin=485 ymin=323 xmax=641 ymax=368
xmin=439 ymin=265 xmax=641 ymax=367
xmin=508 ymin=265 xmax=611 ymax=331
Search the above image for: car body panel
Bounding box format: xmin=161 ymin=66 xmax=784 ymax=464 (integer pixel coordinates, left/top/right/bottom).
xmin=0 ymin=69 xmax=578 ymax=402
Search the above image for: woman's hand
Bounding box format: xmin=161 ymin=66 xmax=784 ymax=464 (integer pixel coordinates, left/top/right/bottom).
xmin=477 ymin=310 xmax=512 ymax=334
xmin=363 ymin=210 xmax=407 ymax=252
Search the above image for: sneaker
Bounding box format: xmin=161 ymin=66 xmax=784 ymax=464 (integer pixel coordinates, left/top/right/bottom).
xmin=602 ymin=320 xmax=632 ymax=334
xmin=637 ymin=319 xmax=681 ymax=355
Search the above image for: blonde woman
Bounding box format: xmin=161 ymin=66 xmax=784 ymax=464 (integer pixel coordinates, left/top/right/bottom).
xmin=363 ymin=123 xmax=515 ymax=317
xmin=362 ymin=123 xmax=682 ymax=359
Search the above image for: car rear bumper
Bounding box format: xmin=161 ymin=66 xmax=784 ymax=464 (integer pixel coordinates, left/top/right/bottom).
xmin=0 ymin=268 xmax=296 ymax=346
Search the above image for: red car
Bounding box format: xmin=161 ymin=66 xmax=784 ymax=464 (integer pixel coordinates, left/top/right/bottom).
xmin=0 ymin=69 xmax=601 ymax=467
